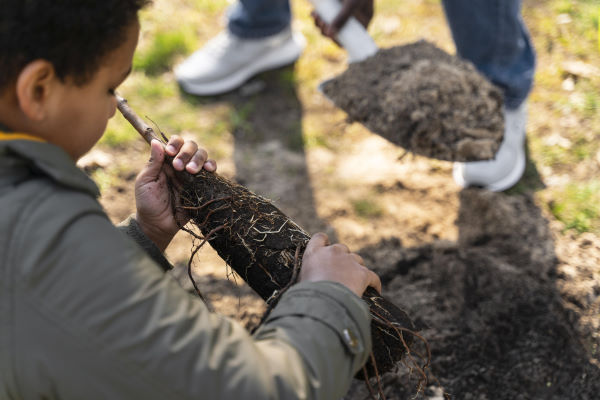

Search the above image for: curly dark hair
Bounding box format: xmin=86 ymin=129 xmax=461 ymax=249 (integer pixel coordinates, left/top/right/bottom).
xmin=0 ymin=0 xmax=151 ymax=90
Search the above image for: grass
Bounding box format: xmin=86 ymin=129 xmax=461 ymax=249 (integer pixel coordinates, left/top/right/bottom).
xmin=133 ymin=29 xmax=193 ymax=75
xmin=98 ymin=0 xmax=600 ymax=236
xmin=102 ymin=118 xmax=137 ymax=147
xmin=549 ymin=180 xmax=600 ymax=234
xmin=352 ymin=198 xmax=384 ymax=219
xmin=229 ymin=102 xmax=255 ymax=134
xmin=524 ymin=0 xmax=600 ymax=235
xmin=91 ymin=168 xmax=121 ymax=194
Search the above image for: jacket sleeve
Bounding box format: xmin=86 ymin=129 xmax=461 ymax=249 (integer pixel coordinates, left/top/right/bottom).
xmin=11 ymin=188 xmax=372 ymax=400
xmin=116 ymin=215 xmax=174 ymax=272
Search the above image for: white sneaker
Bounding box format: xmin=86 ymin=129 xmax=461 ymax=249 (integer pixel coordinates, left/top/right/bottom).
xmin=175 ymin=27 xmax=305 ymax=96
xmin=453 ymin=102 xmax=528 ymax=192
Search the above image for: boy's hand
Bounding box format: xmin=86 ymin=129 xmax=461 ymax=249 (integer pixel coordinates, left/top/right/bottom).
xmin=135 ymin=137 xmax=216 ymax=251
xmin=299 ymin=233 xmax=382 ymax=297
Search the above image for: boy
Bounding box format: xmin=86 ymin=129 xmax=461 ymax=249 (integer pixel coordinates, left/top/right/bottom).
xmin=0 ymin=1 xmax=381 ymax=399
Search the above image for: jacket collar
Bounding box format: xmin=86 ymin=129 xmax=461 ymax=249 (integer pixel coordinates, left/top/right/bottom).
xmin=0 ymin=134 xmax=100 ymax=198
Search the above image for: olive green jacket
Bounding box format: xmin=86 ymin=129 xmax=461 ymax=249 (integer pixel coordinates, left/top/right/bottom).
xmin=0 ymin=138 xmax=372 ymax=399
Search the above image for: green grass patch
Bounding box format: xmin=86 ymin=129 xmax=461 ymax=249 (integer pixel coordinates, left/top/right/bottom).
xmin=302 ymin=126 xmax=334 ymax=150
xmin=135 ymin=77 xmax=178 ymax=99
xmin=229 ymin=102 xmax=255 ymax=133
xmin=351 ymin=198 xmax=384 ymax=219
xmin=134 ymin=30 xmax=193 ymax=75
xmin=550 ymin=0 xmax=599 ymax=53
xmin=102 ymin=116 xmax=137 ymax=147
xmin=549 ymin=180 xmax=600 ymax=234
xmin=91 ymin=168 xmax=119 ymax=193
xmin=278 ymin=68 xmax=297 ymax=86
xmin=283 ymin=122 xmax=305 ymax=152
xmin=186 ymin=0 xmax=227 ymax=13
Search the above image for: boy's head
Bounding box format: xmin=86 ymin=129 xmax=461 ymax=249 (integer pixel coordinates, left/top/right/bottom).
xmin=0 ymin=0 xmax=150 ymax=159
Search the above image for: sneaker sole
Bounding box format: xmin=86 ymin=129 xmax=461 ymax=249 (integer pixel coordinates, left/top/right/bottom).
xmin=453 ymin=145 xmax=526 ymax=192
xmin=177 ymin=32 xmax=306 ymax=96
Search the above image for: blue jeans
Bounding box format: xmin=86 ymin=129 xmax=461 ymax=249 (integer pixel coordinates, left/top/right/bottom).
xmin=228 ymin=0 xmax=291 ymax=38
xmin=228 ymin=0 xmax=536 ymax=109
xmin=442 ymin=0 xmax=535 ymax=109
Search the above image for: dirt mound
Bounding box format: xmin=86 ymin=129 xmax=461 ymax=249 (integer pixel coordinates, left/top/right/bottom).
xmin=321 ymin=40 xmax=504 ymax=162
xmin=346 ymin=189 xmax=600 ymax=399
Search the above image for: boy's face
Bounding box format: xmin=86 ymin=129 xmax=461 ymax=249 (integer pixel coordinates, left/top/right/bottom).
xmin=47 ymin=20 xmax=140 ymax=160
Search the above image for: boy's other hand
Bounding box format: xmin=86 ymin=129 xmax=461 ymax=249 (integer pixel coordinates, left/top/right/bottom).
xmin=163 ymin=135 xmax=216 ymax=174
xmin=299 ymin=233 xmax=381 ymax=297
xmin=134 ymin=137 xmax=216 ymax=251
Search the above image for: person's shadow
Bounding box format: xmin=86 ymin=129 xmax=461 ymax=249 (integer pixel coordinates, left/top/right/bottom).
xmin=350 ymin=155 xmax=600 ymax=399
xmin=175 ymin=64 xmax=337 ymax=326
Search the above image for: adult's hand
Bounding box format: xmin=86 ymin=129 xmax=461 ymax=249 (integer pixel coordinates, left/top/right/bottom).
xmin=312 ymin=0 xmax=374 ymax=41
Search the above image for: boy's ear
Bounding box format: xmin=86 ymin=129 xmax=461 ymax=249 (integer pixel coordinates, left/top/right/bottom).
xmin=15 ymin=60 xmax=58 ymax=121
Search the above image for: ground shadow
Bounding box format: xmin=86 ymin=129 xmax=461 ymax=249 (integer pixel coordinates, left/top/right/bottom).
xmin=351 ymin=159 xmax=600 ymax=399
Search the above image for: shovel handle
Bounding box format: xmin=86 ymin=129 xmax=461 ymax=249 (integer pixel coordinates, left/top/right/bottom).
xmin=308 ymin=0 xmax=378 ymax=63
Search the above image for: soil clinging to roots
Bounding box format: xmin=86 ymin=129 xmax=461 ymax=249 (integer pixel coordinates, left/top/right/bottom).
xmin=179 ymin=169 xmax=428 ymax=384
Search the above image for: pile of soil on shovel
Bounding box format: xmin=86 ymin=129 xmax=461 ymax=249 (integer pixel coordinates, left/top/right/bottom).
xmin=344 ymin=189 xmax=600 ymax=400
xmin=321 ymin=40 xmax=505 ymax=162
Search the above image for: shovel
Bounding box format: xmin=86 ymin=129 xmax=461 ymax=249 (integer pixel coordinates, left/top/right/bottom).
xmin=308 ymin=0 xmax=378 ymax=64
xmin=308 ymin=0 xmax=505 ymax=162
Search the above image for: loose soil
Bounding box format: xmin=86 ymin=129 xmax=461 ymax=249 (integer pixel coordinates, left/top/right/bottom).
xmin=322 ymin=40 xmax=505 ymax=162
xmin=99 ymin=64 xmax=599 ymax=399
xmin=346 ymin=189 xmax=600 ymax=399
